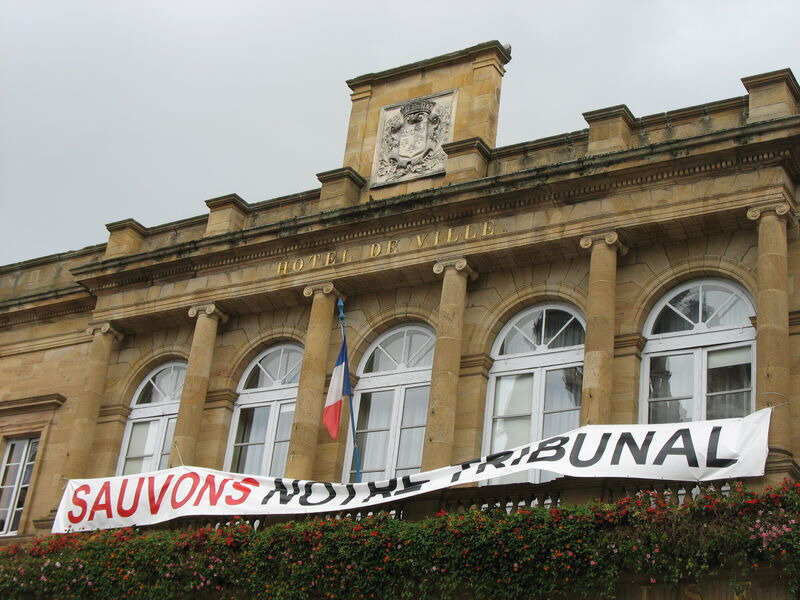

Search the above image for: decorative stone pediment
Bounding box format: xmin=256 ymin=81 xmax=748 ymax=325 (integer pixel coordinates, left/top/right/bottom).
xmin=370 ymin=90 xmax=456 ymax=187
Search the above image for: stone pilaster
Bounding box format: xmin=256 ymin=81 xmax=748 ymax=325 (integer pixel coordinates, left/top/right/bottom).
xmin=170 ymin=303 xmax=227 ymax=467
xmin=579 ymin=232 xmax=627 ymax=425
xmin=747 ymin=203 xmax=794 ymax=471
xmin=421 ymin=258 xmax=476 ymax=471
xmin=284 ymin=282 xmax=339 ymax=480
xmin=62 ymin=322 xmax=122 ymax=480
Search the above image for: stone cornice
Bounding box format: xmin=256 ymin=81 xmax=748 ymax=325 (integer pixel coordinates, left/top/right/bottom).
xmin=106 ymin=218 xmax=147 ymax=236
xmin=0 ymin=287 xmax=95 ymax=329
xmin=0 ymin=394 xmax=65 ymax=417
xmin=742 ymin=69 xmax=800 ymax=103
xmin=459 ymin=353 xmax=493 ymax=377
xmin=205 ymin=193 xmax=249 ymax=214
xmin=614 ymin=333 xmax=646 ymax=358
xmin=442 ymin=137 xmax=492 ymax=161
xmin=582 ymin=104 xmax=635 ymax=128
xmin=316 ymin=167 xmax=367 ymax=188
xmin=66 ymin=117 xmax=800 ymax=294
xmin=205 ymin=389 xmax=238 ymax=409
xmin=346 ymin=40 xmax=511 ymax=90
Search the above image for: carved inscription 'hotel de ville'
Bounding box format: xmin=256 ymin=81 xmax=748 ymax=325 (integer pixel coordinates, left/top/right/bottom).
xmin=371 ymin=90 xmax=456 ymax=186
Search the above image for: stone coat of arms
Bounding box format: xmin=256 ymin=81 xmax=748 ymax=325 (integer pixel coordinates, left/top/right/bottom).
xmin=371 ymin=91 xmax=455 ymax=186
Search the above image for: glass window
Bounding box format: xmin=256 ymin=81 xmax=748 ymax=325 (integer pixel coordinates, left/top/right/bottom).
xmin=642 ymin=280 xmax=755 ymax=423
xmin=485 ymin=305 xmax=585 ymax=484
xmin=0 ymin=436 xmax=39 ymax=535
xmin=224 ymin=343 xmax=301 ymax=477
xmin=118 ymin=362 xmax=186 ymax=475
xmin=345 ymin=325 xmax=434 ymax=482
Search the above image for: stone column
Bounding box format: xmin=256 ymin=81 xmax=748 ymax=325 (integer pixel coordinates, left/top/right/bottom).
xmin=747 ymin=203 xmax=793 ymax=462
xmin=579 ymin=232 xmax=626 ymax=425
xmin=284 ymin=282 xmax=338 ymax=480
xmin=62 ymin=322 xmax=122 ymax=480
xmin=421 ymin=258 xmax=477 ymax=472
xmin=170 ymin=303 xmax=227 ymax=467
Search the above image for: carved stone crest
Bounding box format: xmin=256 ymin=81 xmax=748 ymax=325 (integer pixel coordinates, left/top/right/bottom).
xmin=371 ymin=90 xmax=456 ymax=187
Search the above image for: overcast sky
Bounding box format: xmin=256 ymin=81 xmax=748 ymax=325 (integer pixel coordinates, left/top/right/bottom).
xmin=2 ymin=0 xmax=799 ymax=266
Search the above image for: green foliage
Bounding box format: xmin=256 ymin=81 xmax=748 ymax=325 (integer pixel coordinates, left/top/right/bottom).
xmin=1 ymin=480 xmax=798 ymax=599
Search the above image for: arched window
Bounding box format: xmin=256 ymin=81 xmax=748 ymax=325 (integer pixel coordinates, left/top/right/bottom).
xmin=484 ymin=304 xmax=585 ymax=483
xmin=641 ymin=279 xmax=755 ymax=424
xmin=224 ymin=343 xmax=302 ymax=477
xmin=344 ymin=325 xmax=434 ymax=483
xmin=118 ymin=361 xmax=186 ymax=475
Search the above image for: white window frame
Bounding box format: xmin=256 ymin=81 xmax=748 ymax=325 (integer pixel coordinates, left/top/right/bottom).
xmin=639 ymin=279 xmax=756 ymax=424
xmin=0 ymin=436 xmax=39 ymax=536
xmin=223 ymin=343 xmax=302 ymax=477
xmin=482 ymin=303 xmax=585 ymax=484
xmin=116 ymin=361 xmax=186 ymax=476
xmin=342 ymin=324 xmax=434 ymax=483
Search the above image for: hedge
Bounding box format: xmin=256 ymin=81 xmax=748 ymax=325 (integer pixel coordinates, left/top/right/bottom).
xmin=0 ymin=480 xmax=798 ymax=599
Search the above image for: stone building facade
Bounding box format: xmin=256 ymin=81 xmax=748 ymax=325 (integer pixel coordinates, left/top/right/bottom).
xmin=1 ymin=40 xmax=799 ymax=567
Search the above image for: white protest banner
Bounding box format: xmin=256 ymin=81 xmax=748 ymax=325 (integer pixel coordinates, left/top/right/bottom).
xmin=53 ymin=409 xmax=771 ymax=533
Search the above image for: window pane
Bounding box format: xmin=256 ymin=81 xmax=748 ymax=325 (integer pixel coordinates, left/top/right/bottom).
xmin=244 ymin=366 xmax=266 ymax=390
xmin=396 ymin=427 xmax=424 ymax=469
xmin=491 ymin=416 xmax=531 ymax=452
xmin=652 ymin=305 xmax=694 ymax=334
xmin=406 ymin=331 xmax=433 ymax=365
xmin=542 ymin=409 xmax=579 ymax=439
xmin=269 ymin=441 xmax=289 ymax=478
xmin=260 ymin=351 xmax=281 ymax=382
xmin=231 ymin=444 xmax=265 ymax=475
xmin=707 ymin=392 xmax=750 ymax=420
xmin=493 ymin=374 xmax=533 ymax=416
xmin=274 ymin=403 xmax=294 ymax=441
xmin=355 ymin=430 xmax=389 ymax=471
xmin=707 ymin=296 xmax=750 ymax=328
xmin=158 ymin=418 xmax=176 ymax=470
xmin=402 ymin=387 xmax=429 ymax=427
xmin=26 ymin=441 xmax=38 ymax=464
xmin=649 ymin=399 xmax=692 ymax=424
xmin=409 ymin=344 xmax=434 ymax=367
xmin=127 ymin=421 xmax=157 ymax=457
xmin=707 ymin=347 xmax=751 ymax=392
xmin=136 ymin=381 xmax=156 ymax=405
xmin=0 ymin=488 xmax=12 ymax=511
xmin=670 ymin=287 xmax=700 ymax=323
xmin=544 ymin=367 xmax=582 ymax=412
xmin=356 ymin=391 xmax=393 ymax=430
xmin=1 ymin=465 xmax=18 ymax=487
xmin=648 ymin=354 xmax=694 ymax=399
xmin=544 ymin=310 xmax=571 ymax=345
xmin=122 ymin=457 xmax=146 ymax=476
xmin=153 ymin=367 xmax=176 ymax=400
xmin=382 ymin=331 xmax=405 ymax=365
xmin=548 ymin=318 xmax=585 ymax=349
xmin=282 ymin=349 xmax=303 ymax=384
xmin=364 ymin=346 xmax=397 ymax=373
xmin=500 ymin=328 xmax=536 ymax=355
xmin=235 ymin=407 xmax=271 ymax=444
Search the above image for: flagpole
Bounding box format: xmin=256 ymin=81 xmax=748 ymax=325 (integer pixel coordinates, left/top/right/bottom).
xmin=337 ymin=298 xmax=362 ymax=483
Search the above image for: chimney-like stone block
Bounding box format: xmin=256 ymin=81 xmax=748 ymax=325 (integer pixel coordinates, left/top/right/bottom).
xmin=204 ymin=193 xmax=249 ymax=237
xmin=742 ymin=68 xmax=800 ymax=123
xmin=104 ymin=219 xmax=146 ymax=259
xmin=442 ymin=137 xmax=492 ymax=183
xmin=583 ymin=104 xmax=636 ymax=154
xmin=316 ymin=167 xmax=366 ymax=211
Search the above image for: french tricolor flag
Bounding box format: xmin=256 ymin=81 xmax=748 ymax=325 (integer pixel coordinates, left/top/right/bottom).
xmin=322 ymin=337 xmax=351 ymax=439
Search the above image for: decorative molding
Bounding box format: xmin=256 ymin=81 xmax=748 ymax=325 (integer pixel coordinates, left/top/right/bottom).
xmin=459 ymin=353 xmax=493 ymax=377
xmin=302 ymin=282 xmax=340 ymax=298
xmin=579 ymin=231 xmax=629 ymax=256
xmin=0 ymin=394 xmax=65 ymax=417
xmin=433 ymin=257 xmax=478 ymax=281
xmin=582 ymin=104 xmax=635 ymax=128
xmin=741 ymin=68 xmax=800 ymax=102
xmin=205 ymin=389 xmax=238 ymax=409
xmin=188 ymin=303 xmax=229 ymax=323
xmin=86 ymin=321 xmax=123 ymax=341
xmin=614 ymin=333 xmax=646 ymax=358
xmin=746 ymin=202 xmax=793 ymax=222
xmin=0 ymin=329 xmax=92 ymax=359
